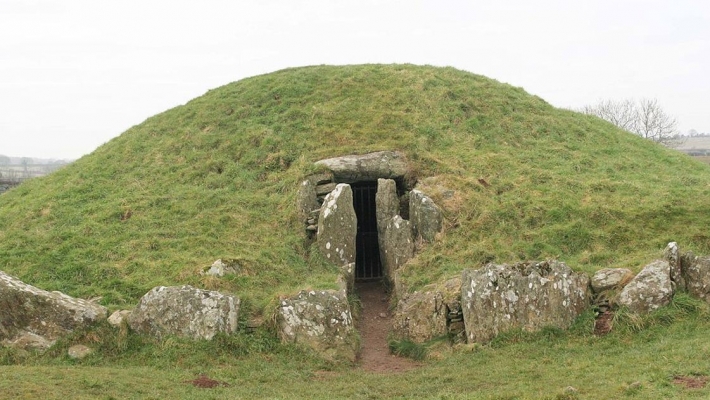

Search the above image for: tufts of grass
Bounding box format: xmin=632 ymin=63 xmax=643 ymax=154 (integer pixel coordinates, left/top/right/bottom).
xmin=388 ymin=338 xmax=428 ymax=361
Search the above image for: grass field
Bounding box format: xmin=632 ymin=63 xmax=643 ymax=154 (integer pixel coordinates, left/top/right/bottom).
xmin=2 ymin=294 xmax=709 ymax=399
xmin=2 ymin=64 xmax=710 ymax=398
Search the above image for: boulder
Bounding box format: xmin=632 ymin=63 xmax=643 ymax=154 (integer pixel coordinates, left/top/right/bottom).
xmin=392 ymin=291 xmax=445 ymax=343
xmin=392 ymin=277 xmax=461 ymax=343
xmin=314 ymin=151 xmax=409 ymax=183
xmin=590 ymin=268 xmax=634 ymax=293
xmin=664 ymin=242 xmax=685 ymax=290
xmin=67 ymin=344 xmax=92 ymax=359
xmin=681 ymin=253 xmax=710 ymax=302
xmin=618 ymin=260 xmax=673 ymax=313
xmin=107 ymin=310 xmax=131 ymax=328
xmin=201 ymin=259 xmax=240 ymax=277
xmin=409 ymin=189 xmax=443 ymax=243
xmin=0 ymin=271 xmax=108 ymax=350
xmin=128 ymin=285 xmax=240 ymax=340
xmin=275 ymin=289 xmax=358 ymax=362
xmin=317 ymin=183 xmax=356 ymax=267
xmin=461 ymin=261 xmax=590 ymax=344
xmin=381 ymin=216 xmax=414 ymax=284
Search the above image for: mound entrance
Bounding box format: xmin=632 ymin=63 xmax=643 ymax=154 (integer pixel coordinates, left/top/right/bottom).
xmin=352 ymin=181 xmax=382 ymax=280
xmin=300 ymin=151 xmax=419 ymax=284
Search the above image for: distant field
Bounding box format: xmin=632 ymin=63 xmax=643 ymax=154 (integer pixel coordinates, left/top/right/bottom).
xmin=676 ymin=136 xmax=710 ymax=151
xmin=0 ymin=164 xmax=64 ymax=183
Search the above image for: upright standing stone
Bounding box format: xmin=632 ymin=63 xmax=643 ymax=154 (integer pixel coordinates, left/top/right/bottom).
xmin=681 ymin=253 xmax=710 ymax=302
xmin=664 ymin=242 xmax=685 ymax=291
xmin=382 ymin=216 xmax=414 ymax=283
xmin=317 ymin=184 xmax=356 ymax=267
xmin=376 ymin=178 xmax=399 ymax=242
xmin=296 ymin=179 xmax=318 ymax=224
xmin=410 ymin=189 xmax=443 ymax=243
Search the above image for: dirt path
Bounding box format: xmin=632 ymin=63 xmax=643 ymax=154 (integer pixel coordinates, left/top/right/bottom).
xmin=355 ymin=280 xmax=420 ymax=373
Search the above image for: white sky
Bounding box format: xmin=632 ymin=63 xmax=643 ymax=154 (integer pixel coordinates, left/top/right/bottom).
xmin=1 ymin=0 xmax=708 ymax=160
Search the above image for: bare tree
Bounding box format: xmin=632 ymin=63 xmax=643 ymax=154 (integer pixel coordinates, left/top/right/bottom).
xmin=21 ymin=157 xmax=32 ymax=179
xmin=582 ymin=98 xmax=682 ymax=147
xmin=581 ymin=99 xmax=637 ymax=132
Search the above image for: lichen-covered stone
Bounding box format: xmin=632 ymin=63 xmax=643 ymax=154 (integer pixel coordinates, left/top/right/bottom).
xmin=681 ymin=253 xmax=710 ymax=302
xmin=461 ymin=261 xmax=589 ymax=344
xmin=201 ymin=259 xmax=240 ymax=277
xmin=392 ymin=291 xmax=446 ymax=343
xmin=664 ymin=242 xmax=685 ymax=290
xmin=317 ymin=183 xmax=356 ymax=266
xmin=409 ymin=189 xmax=443 ymax=243
xmin=275 ymin=289 xmax=358 ymax=362
xmin=376 ymin=179 xmax=399 ymax=254
xmin=0 ymin=271 xmax=108 ymax=350
xmin=314 ymin=151 xmax=408 ymax=183
xmin=591 ymin=268 xmax=634 ymax=293
xmin=392 ymin=277 xmax=461 ymax=343
xmin=382 ymin=216 xmax=414 ymax=284
xmin=618 ymin=260 xmax=673 ymax=313
xmin=128 ymin=285 xmax=240 ymax=340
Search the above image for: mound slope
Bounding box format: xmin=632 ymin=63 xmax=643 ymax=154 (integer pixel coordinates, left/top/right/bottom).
xmin=1 ymin=64 xmax=710 ymax=311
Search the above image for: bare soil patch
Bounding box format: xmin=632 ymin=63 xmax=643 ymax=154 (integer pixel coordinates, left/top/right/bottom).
xmin=594 ymin=311 xmax=613 ymax=336
xmin=672 ymin=375 xmax=709 ymax=389
xmin=185 ymin=374 xmax=230 ymax=388
xmin=356 ymin=280 xmax=421 ymax=373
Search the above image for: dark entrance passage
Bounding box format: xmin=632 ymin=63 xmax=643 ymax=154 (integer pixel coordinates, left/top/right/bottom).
xmin=352 ymin=182 xmax=382 ymax=279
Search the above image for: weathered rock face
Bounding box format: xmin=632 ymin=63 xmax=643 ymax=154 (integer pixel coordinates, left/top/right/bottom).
xmin=665 ymin=242 xmax=685 ymax=290
xmin=618 ymin=260 xmax=673 ymax=313
xmin=591 ymin=268 xmax=634 ymax=293
xmin=375 ymin=178 xmax=399 ymax=244
xmin=393 ymin=277 xmax=461 ymax=343
xmin=317 ymin=183 xmax=356 ymax=267
xmin=0 ymin=271 xmax=108 ymax=350
xmin=381 ymin=216 xmax=414 ymax=284
xmin=275 ymin=289 xmax=358 ymax=362
xmin=128 ymin=285 xmax=240 ymax=340
xmin=461 ymin=261 xmax=590 ymax=344
xmin=409 ymin=189 xmax=443 ymax=243
xmin=681 ymin=253 xmax=710 ymax=302
xmin=392 ymin=290 xmax=446 ymax=343
xmin=297 ymin=178 xmax=319 ymax=223
xmin=314 ymin=151 xmax=409 ymax=184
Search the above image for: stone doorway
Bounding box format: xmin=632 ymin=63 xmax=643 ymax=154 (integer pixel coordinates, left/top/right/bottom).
xmin=352 ymin=182 xmax=382 ymax=280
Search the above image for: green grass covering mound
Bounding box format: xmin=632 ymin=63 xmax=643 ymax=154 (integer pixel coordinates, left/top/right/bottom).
xmin=1 ymin=64 xmax=710 ymax=312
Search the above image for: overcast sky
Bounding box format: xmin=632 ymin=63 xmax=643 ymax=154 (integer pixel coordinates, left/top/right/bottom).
xmin=1 ymin=0 xmax=708 ymax=160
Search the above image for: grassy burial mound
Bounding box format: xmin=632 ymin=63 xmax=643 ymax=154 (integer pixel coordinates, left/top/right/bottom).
xmin=1 ymin=64 xmax=710 ymax=315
